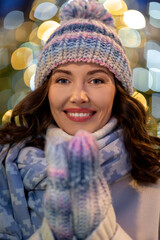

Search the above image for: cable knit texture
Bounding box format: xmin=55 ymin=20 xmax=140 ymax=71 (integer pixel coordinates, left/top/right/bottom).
xmin=44 ymin=130 xmax=116 ymax=239
xmin=34 ymin=0 xmax=133 ymax=95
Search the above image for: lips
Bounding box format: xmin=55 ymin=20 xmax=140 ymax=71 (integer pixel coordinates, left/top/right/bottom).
xmin=64 ymin=108 xmax=96 ymax=122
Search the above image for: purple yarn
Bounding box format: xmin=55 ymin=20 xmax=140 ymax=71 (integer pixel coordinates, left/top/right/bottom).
xmin=60 ymin=0 xmax=114 ymax=27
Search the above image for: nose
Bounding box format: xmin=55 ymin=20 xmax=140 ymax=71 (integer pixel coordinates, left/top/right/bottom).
xmin=70 ymin=86 xmax=89 ymax=104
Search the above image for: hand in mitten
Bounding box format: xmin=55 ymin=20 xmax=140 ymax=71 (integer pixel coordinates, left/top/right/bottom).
xmin=67 ymin=130 xmax=116 ymax=240
xmin=44 ymin=135 xmax=73 ymax=240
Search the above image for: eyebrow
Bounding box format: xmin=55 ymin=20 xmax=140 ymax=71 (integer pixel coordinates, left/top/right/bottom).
xmin=52 ymin=69 xmax=109 ymax=76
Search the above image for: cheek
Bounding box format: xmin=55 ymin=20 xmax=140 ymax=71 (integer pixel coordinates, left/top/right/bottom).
xmin=94 ymin=88 xmax=116 ymax=110
xmin=48 ymin=88 xmax=60 ymax=112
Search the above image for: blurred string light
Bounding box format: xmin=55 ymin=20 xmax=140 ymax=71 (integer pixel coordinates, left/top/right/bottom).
xmin=118 ymin=27 xmax=141 ymax=48
xmin=34 ymin=2 xmax=58 ymax=20
xmin=103 ymin=0 xmax=127 ymax=15
xmin=30 ymin=74 xmax=36 ymax=91
xmin=12 ymin=71 xmax=29 ymax=92
xmin=11 ymin=47 xmax=33 ymax=70
xmin=149 ymin=2 xmax=160 ymax=28
xmin=2 ymin=109 xmax=13 ymax=125
xmin=29 ymin=27 xmax=42 ymax=45
xmin=37 ymin=20 xmax=60 ymax=44
xmin=132 ymin=91 xmax=148 ymax=110
xmin=149 ymin=68 xmax=160 ymax=92
xmin=132 ymin=68 xmax=153 ymax=93
xmin=4 ymin=11 xmax=24 ymax=30
xmin=29 ymin=0 xmax=59 ymax=22
xmin=146 ymin=49 xmax=160 ymax=69
xmin=123 ymin=10 xmax=146 ymax=29
xmin=24 ymin=64 xmax=37 ymax=88
xmin=149 ymin=2 xmax=160 ymax=19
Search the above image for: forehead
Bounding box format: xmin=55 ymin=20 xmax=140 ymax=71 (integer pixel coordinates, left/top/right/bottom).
xmin=52 ymin=62 xmax=114 ymax=76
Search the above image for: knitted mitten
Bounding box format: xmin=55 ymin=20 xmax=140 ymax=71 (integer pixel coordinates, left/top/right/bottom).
xmin=67 ymin=130 xmax=112 ymax=239
xmin=44 ymin=136 xmax=73 ymax=240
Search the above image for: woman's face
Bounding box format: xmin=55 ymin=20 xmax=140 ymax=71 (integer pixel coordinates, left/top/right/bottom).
xmin=48 ymin=62 xmax=116 ymax=135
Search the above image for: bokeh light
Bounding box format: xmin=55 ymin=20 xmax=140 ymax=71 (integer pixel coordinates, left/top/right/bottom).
xmin=29 ymin=27 xmax=42 ymax=45
xmin=149 ymin=2 xmax=160 ymax=19
xmin=24 ymin=64 xmax=37 ymax=88
xmin=4 ymin=11 xmax=24 ymax=30
xmin=34 ymin=2 xmax=58 ymax=20
xmin=11 ymin=47 xmax=33 ymax=70
xmin=2 ymin=109 xmax=13 ymax=125
xmin=146 ymin=49 xmax=160 ymax=69
xmin=118 ymin=27 xmax=141 ymax=48
xmin=149 ymin=68 xmax=160 ymax=92
xmin=149 ymin=17 xmax=160 ymax=29
xmin=132 ymin=68 xmax=153 ymax=93
xmin=123 ymin=10 xmax=146 ymax=29
xmin=37 ymin=20 xmax=60 ymax=44
xmin=103 ymin=0 xmax=127 ymax=15
xmin=132 ymin=91 xmax=148 ymax=110
xmin=30 ymin=74 xmax=36 ymax=91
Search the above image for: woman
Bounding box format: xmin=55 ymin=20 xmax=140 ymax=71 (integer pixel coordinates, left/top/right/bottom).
xmin=0 ymin=0 xmax=160 ymax=239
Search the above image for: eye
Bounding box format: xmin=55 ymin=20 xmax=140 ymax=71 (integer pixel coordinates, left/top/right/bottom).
xmin=56 ymin=78 xmax=70 ymax=84
xmin=90 ymin=79 xmax=104 ymax=84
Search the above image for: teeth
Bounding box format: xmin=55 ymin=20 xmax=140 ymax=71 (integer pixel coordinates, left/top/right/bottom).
xmin=68 ymin=112 xmax=91 ymax=117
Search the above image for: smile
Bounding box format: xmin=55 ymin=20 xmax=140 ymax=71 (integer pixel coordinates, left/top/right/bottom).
xmin=64 ymin=108 xmax=96 ymax=122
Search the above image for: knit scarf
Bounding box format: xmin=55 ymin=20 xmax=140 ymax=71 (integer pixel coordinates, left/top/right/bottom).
xmin=0 ymin=117 xmax=131 ymax=239
xmin=47 ymin=117 xmax=131 ymax=184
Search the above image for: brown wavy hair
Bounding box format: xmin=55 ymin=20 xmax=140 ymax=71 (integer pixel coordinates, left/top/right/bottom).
xmin=0 ymin=78 xmax=160 ymax=184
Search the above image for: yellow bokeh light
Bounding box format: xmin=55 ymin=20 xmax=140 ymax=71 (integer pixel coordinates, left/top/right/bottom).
xmin=37 ymin=20 xmax=60 ymax=43
xmin=113 ymin=15 xmax=126 ymax=29
xmin=123 ymin=10 xmax=146 ymax=29
xmin=29 ymin=27 xmax=42 ymax=45
xmin=24 ymin=64 xmax=37 ymax=88
xmin=11 ymin=47 xmax=33 ymax=70
xmin=132 ymin=91 xmax=148 ymax=110
xmin=2 ymin=109 xmax=13 ymax=125
xmin=103 ymin=0 xmax=127 ymax=15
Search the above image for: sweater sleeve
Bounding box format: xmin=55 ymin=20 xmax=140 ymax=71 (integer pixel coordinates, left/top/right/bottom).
xmin=28 ymin=218 xmax=55 ymax=240
xmin=86 ymin=205 xmax=132 ymax=240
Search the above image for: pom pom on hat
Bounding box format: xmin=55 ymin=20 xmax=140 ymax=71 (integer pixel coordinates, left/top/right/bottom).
xmin=60 ymin=0 xmax=114 ymax=27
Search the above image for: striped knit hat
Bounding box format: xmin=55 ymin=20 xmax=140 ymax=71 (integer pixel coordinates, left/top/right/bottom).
xmin=35 ymin=0 xmax=134 ymax=95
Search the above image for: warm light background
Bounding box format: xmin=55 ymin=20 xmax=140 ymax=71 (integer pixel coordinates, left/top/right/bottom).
xmin=0 ymin=0 xmax=160 ymax=136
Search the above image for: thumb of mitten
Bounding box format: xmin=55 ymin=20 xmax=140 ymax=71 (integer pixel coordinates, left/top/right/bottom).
xmin=44 ymin=135 xmax=73 ymax=240
xmin=68 ymin=130 xmax=112 ymax=239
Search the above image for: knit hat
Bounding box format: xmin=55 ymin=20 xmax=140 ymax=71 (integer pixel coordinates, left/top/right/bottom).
xmin=35 ymin=0 xmax=134 ymax=95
